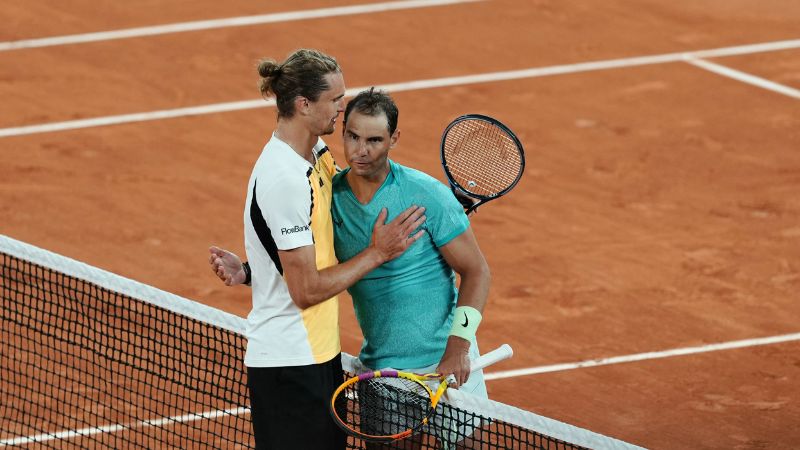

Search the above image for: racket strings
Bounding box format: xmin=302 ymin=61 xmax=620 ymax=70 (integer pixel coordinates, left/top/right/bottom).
xmin=443 ymin=120 xmax=523 ymax=197
xmin=339 ymin=377 xmax=433 ymax=439
xmin=447 ymin=126 xmax=521 ymax=195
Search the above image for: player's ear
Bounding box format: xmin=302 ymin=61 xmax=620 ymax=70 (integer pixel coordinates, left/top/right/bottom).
xmin=389 ymin=129 xmax=400 ymax=148
xmin=295 ymin=96 xmax=310 ymax=115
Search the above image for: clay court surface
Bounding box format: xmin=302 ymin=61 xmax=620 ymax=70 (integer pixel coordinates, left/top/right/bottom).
xmin=1 ymin=1 xmax=799 ymax=448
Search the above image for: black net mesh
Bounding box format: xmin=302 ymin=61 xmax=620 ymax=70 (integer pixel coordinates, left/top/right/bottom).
xmin=1 ymin=253 xmax=251 ymax=449
xmin=1 ymin=243 xmax=637 ymax=449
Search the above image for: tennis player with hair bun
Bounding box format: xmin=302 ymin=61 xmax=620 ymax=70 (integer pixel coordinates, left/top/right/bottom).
xmin=211 ymin=49 xmax=426 ymax=450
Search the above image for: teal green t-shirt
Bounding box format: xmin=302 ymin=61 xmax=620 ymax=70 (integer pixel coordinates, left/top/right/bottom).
xmin=332 ymin=161 xmax=470 ymax=369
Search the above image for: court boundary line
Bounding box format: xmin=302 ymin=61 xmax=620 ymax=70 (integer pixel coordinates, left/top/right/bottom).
xmin=0 ymin=408 xmax=248 ymax=446
xmin=0 ymin=38 xmax=797 ymax=138
xmin=485 ymin=332 xmax=800 ymax=380
xmin=0 ymin=0 xmax=483 ymax=52
xmin=684 ymin=56 xmax=800 ymax=99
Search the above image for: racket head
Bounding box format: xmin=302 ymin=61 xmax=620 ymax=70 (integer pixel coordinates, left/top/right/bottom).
xmin=440 ymin=114 xmax=525 ymax=201
xmin=330 ymin=370 xmax=440 ymax=443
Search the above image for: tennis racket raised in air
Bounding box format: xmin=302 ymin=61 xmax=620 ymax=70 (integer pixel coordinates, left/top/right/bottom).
xmin=330 ymin=344 xmax=513 ymax=443
xmin=440 ymin=114 xmax=525 ymax=215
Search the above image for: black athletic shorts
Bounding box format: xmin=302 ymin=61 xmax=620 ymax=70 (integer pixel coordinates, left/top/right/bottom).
xmin=247 ymin=354 xmax=346 ymax=450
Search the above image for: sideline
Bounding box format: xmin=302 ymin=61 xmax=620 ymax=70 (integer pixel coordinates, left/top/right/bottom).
xmin=684 ymin=56 xmax=800 ymax=99
xmin=485 ymin=332 xmax=800 ymax=380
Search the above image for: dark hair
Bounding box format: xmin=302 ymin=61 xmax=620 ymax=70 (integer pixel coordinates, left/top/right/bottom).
xmin=343 ymin=88 xmax=399 ymax=135
xmin=257 ymin=49 xmax=340 ymax=118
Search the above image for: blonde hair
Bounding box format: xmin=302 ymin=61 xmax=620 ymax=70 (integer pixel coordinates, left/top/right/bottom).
xmin=257 ymin=49 xmax=340 ymax=118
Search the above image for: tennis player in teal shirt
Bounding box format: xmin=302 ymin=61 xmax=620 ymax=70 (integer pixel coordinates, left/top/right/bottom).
xmin=331 ymin=88 xmax=491 ymax=397
xmin=333 ymin=160 xmax=468 ymax=365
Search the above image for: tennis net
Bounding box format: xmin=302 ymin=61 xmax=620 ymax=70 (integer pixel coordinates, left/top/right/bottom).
xmin=0 ymin=235 xmax=644 ymax=449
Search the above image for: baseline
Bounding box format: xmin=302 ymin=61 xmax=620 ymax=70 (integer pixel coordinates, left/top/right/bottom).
xmin=1 ymin=39 xmax=797 ymax=138
xmin=0 ymin=0 xmax=482 ymax=52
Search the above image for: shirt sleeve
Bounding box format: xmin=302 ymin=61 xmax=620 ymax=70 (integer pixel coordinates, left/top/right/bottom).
xmin=424 ymin=179 xmax=471 ymax=248
xmin=256 ymin=171 xmax=315 ymax=251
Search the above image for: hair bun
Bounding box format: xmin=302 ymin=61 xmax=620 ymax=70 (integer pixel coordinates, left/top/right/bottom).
xmin=257 ymin=59 xmax=282 ymax=78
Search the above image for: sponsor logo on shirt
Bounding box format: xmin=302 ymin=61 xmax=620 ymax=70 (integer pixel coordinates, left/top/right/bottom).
xmin=281 ymin=224 xmax=310 ymax=235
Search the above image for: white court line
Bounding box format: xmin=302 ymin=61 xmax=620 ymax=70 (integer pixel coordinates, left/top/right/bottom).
xmin=0 ymin=38 xmax=798 ymax=138
xmin=484 ymin=332 xmax=800 ymax=380
xmin=0 ymin=407 xmax=249 ymax=446
xmin=0 ymin=0 xmax=482 ymax=52
xmin=684 ymin=56 xmax=800 ymax=99
xmin=0 ymin=99 xmax=272 ymax=138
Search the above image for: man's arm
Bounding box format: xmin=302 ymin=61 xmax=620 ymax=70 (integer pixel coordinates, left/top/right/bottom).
xmin=209 ymin=206 xmax=427 ymax=308
xmin=281 ymin=207 xmax=425 ymax=309
xmin=435 ymin=227 xmax=491 ymax=387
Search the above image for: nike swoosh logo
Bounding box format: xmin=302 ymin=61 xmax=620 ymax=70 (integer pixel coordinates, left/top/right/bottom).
xmin=461 ymin=312 xmax=469 ymax=327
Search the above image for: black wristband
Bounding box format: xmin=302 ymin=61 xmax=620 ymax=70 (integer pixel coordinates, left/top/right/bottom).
xmin=242 ymin=261 xmax=252 ymax=286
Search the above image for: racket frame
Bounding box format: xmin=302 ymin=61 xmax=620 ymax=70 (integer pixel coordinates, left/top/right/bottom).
xmin=440 ymin=114 xmax=525 ymax=215
xmin=330 ymin=369 xmax=445 ymax=442
xmin=330 ymin=344 xmax=513 ymax=443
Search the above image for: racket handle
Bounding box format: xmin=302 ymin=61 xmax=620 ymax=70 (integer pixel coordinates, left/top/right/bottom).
xmin=470 ymin=344 xmax=513 ymax=373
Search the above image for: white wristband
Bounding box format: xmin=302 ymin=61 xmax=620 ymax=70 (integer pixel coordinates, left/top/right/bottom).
xmin=449 ymin=306 xmax=482 ymax=341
